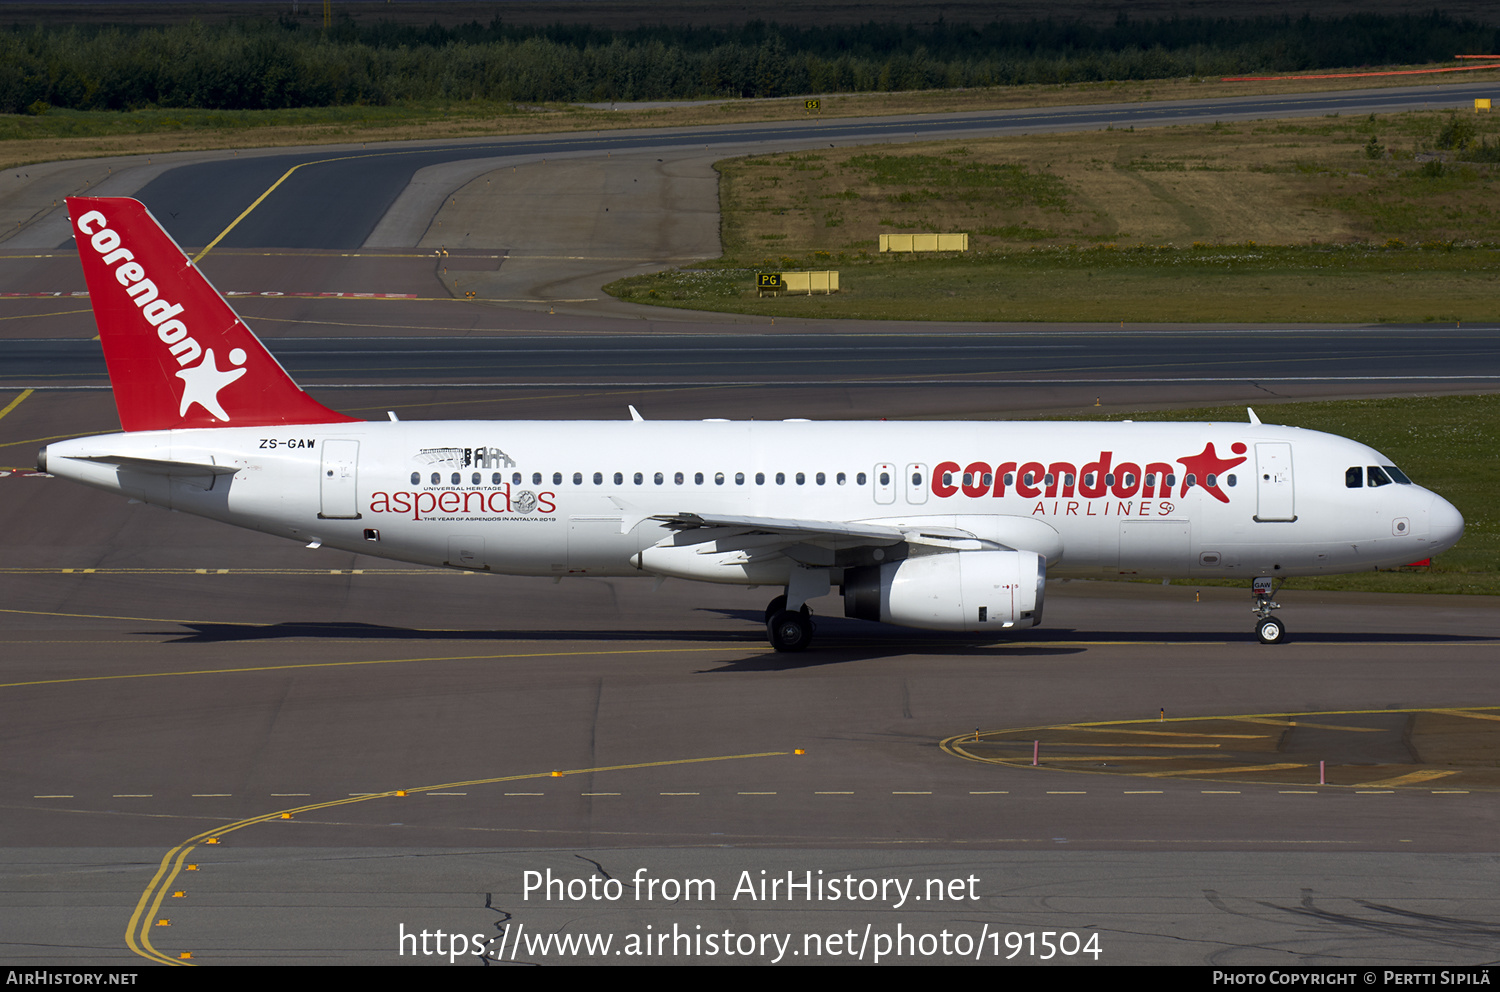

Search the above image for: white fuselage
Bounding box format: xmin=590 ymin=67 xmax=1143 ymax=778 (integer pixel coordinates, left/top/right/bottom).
xmin=43 ymin=418 xmax=1463 ymax=588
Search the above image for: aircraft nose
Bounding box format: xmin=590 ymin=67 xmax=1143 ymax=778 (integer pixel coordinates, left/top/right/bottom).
xmin=1428 ymin=493 xmax=1465 ymax=553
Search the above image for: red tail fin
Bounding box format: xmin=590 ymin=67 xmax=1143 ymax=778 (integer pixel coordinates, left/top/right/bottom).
xmin=68 ymin=196 xmax=358 ymax=432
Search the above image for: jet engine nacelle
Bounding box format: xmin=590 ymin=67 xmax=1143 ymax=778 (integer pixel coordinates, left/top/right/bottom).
xmin=843 ymin=550 xmax=1046 ymax=632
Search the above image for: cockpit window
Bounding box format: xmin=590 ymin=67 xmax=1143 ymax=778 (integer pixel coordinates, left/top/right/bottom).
xmin=1384 ymin=464 xmax=1412 ymax=485
xmin=1366 ymin=466 xmax=1393 ymax=488
xmin=1345 ymin=466 xmax=1362 ymax=488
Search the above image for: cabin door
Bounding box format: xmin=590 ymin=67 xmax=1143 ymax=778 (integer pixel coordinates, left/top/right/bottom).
xmin=1254 ymin=442 xmax=1296 ymax=522
xmin=319 ymin=439 xmax=361 ymax=519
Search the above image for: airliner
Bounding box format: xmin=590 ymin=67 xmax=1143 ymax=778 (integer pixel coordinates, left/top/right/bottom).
xmin=38 ymin=197 xmax=1465 ymax=651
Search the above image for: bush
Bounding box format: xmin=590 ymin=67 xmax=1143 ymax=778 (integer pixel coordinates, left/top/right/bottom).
xmin=1460 ymin=138 xmax=1500 ymax=164
xmin=1435 ymin=114 xmax=1478 ymax=151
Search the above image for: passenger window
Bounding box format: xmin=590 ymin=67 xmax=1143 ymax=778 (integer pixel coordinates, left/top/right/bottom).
xmin=674 ymin=472 xmax=684 ymax=485
xmin=410 ymin=472 xmax=420 ymax=485
xmin=472 ymin=472 xmax=481 ymax=485
xmin=695 ymin=472 xmax=704 ymax=485
xmin=553 ymin=472 xmax=563 ymax=485
xmin=837 ymin=472 xmax=846 ymax=485
xmin=431 ymin=473 xmax=441 ymax=485
xmin=634 ymin=472 xmax=643 ymax=485
xmin=1346 ymin=466 xmax=1363 ymax=488
xmin=714 ymin=472 xmax=725 ymax=485
xmin=613 ymin=472 xmax=623 ymax=485
xmin=796 ymin=472 xmax=806 ymax=485
xmin=755 ymin=472 xmax=765 ymax=485
xmin=776 ymin=472 xmax=786 ymax=485
xmin=735 ymin=472 xmax=745 ymax=485
xmin=573 ymin=472 xmax=583 ymax=485
xmin=654 ymin=472 xmax=663 ymax=485
xmin=593 ymin=472 xmax=603 ymax=485
xmin=451 ymin=473 xmax=461 ymax=485
xmin=857 ymin=473 xmax=867 ymax=485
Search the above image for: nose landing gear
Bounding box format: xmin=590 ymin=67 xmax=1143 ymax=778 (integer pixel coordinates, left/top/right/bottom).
xmin=1252 ymin=577 xmax=1286 ymax=644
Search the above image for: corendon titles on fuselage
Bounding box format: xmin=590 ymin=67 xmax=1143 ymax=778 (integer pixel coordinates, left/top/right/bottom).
xmin=932 ymin=441 xmax=1248 ymax=517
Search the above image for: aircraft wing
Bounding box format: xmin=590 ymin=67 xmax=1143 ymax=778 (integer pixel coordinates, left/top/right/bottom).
xmin=650 ymin=511 xmax=988 ymax=550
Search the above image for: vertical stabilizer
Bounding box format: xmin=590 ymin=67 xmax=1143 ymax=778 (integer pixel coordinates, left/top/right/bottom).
xmin=67 ymin=196 xmax=358 ymax=431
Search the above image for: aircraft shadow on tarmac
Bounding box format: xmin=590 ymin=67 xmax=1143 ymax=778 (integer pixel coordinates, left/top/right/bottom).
xmin=143 ymin=612 xmax=1080 ymax=666
xmin=146 ymin=610 xmax=1490 ymax=663
xmin=146 ymin=617 xmax=1092 ymax=671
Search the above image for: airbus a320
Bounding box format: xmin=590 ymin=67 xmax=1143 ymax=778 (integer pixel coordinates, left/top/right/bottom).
xmin=39 ymin=197 xmax=1465 ymax=651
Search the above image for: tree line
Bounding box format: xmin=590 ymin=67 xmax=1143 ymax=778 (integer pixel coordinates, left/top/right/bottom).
xmin=3 ymin=12 xmax=1498 ymax=114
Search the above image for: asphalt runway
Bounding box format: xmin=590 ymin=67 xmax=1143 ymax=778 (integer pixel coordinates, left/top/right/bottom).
xmin=1 ymin=86 xmax=1498 ymax=967
xmin=5 ymin=328 xmax=1500 ymax=390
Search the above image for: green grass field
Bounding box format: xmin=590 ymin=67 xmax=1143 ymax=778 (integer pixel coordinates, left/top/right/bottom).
xmin=606 ymin=110 xmax=1500 ymax=323
xmin=608 ymin=243 xmax=1500 ymax=323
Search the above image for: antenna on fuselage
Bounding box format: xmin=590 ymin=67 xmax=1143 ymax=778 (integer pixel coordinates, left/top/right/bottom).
xmin=1247 ymin=407 xmax=1262 ymax=425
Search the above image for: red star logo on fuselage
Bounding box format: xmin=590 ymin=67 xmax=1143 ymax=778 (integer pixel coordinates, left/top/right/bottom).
xmin=1176 ymin=442 xmax=1247 ymax=504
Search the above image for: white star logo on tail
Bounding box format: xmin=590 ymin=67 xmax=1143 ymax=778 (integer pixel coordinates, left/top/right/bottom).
xmin=176 ymin=347 xmax=248 ymax=421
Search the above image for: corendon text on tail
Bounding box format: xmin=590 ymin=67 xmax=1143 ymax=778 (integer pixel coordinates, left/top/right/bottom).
xmin=40 ymin=197 xmax=1466 ymax=651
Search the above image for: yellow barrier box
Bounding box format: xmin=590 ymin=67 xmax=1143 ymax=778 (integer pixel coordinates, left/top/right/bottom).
xmin=879 ymin=233 xmax=969 ymax=252
xmin=758 ymin=271 xmax=839 ymax=295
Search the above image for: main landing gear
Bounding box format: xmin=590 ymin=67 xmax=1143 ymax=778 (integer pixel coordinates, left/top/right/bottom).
xmin=1252 ymin=577 xmax=1287 ymax=644
xmin=764 ymin=594 xmax=814 ymax=652
xmin=764 ymin=570 xmax=830 ymax=652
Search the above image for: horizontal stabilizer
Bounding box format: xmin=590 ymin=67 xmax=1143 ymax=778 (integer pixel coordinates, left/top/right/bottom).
xmin=67 ymin=453 xmax=241 ymax=477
